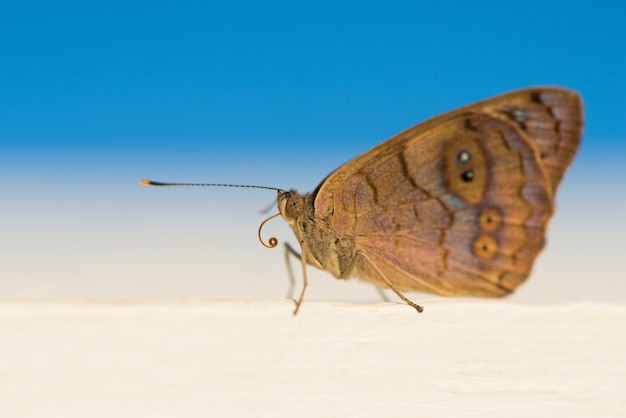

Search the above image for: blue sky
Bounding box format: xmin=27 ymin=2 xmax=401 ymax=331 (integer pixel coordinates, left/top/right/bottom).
xmin=1 ymin=1 xmax=625 ymax=302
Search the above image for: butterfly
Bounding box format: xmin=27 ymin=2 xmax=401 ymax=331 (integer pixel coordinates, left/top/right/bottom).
xmin=143 ymin=87 xmax=583 ymax=315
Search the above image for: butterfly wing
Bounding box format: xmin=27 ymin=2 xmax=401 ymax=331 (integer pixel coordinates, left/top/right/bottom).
xmin=312 ymin=87 xmax=583 ymax=296
xmin=476 ymin=88 xmax=583 ymax=195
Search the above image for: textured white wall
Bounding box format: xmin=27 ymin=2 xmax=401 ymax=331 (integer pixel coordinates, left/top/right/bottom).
xmin=1 ymin=299 xmax=624 ymax=417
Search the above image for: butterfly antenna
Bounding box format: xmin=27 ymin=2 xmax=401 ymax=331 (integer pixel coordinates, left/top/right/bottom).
xmin=140 ymin=179 xmax=282 ymax=192
xmin=140 ymin=179 xmax=284 ymax=249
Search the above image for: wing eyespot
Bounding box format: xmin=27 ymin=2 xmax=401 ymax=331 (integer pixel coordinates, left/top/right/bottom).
xmin=460 ymin=169 xmax=475 ymax=182
xmin=457 ymin=149 xmax=472 ymax=164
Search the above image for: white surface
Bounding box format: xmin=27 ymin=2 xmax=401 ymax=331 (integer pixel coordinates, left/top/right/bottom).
xmin=1 ymin=299 xmax=625 ymax=418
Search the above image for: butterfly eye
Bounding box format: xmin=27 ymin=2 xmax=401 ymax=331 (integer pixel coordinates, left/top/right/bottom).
xmin=286 ymin=195 xmax=304 ymax=218
xmin=460 ymin=169 xmax=475 ymax=182
xmin=277 ymin=191 xmax=301 ymax=224
xmin=457 ymin=150 xmax=472 ymax=164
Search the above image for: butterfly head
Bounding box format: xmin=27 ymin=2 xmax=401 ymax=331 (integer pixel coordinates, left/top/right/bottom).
xmin=277 ymin=190 xmax=305 ymax=225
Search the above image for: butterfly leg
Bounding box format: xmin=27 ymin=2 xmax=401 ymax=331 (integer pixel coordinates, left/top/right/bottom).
xmin=359 ymin=253 xmax=424 ymax=313
xmin=286 ymin=242 xmax=388 ymax=311
xmin=284 ymin=241 xmax=309 ymax=315
xmin=292 ymin=241 xmax=309 ymax=315
xmin=283 ymin=242 xmax=301 ymax=300
xmin=375 ymin=287 xmax=391 ymax=302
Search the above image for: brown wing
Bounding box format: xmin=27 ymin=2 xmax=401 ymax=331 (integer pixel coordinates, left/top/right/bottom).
xmin=479 ymin=88 xmax=583 ymax=195
xmin=313 ymin=87 xmax=583 ymax=296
